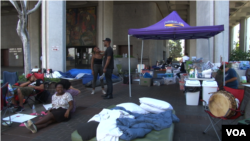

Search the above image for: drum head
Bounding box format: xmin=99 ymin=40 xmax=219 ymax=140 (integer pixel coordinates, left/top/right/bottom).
xmin=209 ymin=92 xmax=234 ymax=117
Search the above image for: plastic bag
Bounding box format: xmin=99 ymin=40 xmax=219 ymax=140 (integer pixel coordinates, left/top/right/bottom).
xmin=239 ymin=61 xmax=250 ymax=70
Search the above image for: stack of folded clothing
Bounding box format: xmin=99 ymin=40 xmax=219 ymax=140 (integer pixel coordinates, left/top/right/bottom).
xmin=139 ymin=97 xmax=173 ymax=114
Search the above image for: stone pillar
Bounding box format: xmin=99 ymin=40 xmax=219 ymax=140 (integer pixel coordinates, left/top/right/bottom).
xmin=97 ymin=1 xmax=113 ymax=50
xmin=188 ymin=1 xmax=197 ymax=58
xmin=42 ymin=1 xmax=66 ymax=72
xmin=239 ymin=18 xmax=247 ymax=51
xmin=246 ymin=18 xmax=250 ymax=51
xmin=196 ymin=1 xmax=214 ymax=63
xmin=214 ymin=0 xmax=229 ymax=62
xmin=28 ymin=0 xmax=41 ymax=68
xmin=229 ymin=26 xmax=234 ymax=56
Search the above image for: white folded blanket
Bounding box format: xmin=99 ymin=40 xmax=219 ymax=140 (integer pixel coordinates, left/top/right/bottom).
xmin=88 ymin=109 xmax=134 ymax=141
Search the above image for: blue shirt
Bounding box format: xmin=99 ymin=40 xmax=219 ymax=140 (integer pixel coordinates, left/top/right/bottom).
xmin=225 ymin=68 xmax=238 ymax=89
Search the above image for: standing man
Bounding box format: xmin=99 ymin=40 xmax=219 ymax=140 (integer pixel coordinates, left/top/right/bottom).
xmin=103 ymin=38 xmax=114 ymax=99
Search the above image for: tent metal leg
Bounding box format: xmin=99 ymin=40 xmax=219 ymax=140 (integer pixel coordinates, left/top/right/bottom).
xmin=208 ymin=38 xmax=211 ymax=61
xmin=223 ymin=31 xmax=225 ymax=86
xmin=128 ymin=35 xmax=131 ymax=97
xmin=139 ymin=40 xmax=144 ymax=84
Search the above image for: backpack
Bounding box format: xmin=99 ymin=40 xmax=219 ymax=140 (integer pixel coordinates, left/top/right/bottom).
xmin=35 ymin=90 xmax=51 ymax=103
xmin=246 ymin=68 xmax=250 ymax=82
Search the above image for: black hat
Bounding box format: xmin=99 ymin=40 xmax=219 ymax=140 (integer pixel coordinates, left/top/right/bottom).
xmin=103 ymin=38 xmax=111 ymax=42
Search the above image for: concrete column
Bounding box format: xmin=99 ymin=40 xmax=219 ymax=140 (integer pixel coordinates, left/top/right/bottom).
xmin=229 ymin=26 xmax=234 ymax=56
xmin=188 ymin=1 xmax=197 ymax=58
xmin=214 ymin=0 xmax=229 ymax=62
xmin=97 ymin=1 xmax=113 ymax=50
xmin=246 ymin=17 xmax=250 ymax=51
xmin=28 ymin=1 xmax=41 ymax=68
xmin=196 ymin=1 xmax=214 ymax=63
xmin=42 ymin=1 xmax=66 ymax=72
xmin=239 ymin=18 xmax=247 ymax=51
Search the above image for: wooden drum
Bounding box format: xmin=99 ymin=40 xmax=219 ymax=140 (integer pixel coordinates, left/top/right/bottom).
xmin=208 ymin=90 xmax=237 ymax=118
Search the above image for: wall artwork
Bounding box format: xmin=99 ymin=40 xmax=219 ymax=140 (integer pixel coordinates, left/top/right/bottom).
xmin=66 ymin=7 xmax=96 ymax=46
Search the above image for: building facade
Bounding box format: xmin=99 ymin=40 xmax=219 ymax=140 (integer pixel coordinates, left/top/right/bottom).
xmin=1 ymin=1 xmax=250 ymax=72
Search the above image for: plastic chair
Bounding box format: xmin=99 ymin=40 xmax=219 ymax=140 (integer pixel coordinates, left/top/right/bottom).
xmin=201 ymin=86 xmax=245 ymax=141
xmin=1 ymin=82 xmax=14 ymax=126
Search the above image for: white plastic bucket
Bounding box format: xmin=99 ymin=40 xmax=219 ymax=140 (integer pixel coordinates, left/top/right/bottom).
xmin=185 ymin=91 xmax=200 ymax=106
xmin=202 ymin=81 xmax=218 ymax=106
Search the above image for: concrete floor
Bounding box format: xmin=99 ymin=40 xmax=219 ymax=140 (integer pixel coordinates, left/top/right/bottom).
xmin=1 ymin=81 xmax=242 ymax=141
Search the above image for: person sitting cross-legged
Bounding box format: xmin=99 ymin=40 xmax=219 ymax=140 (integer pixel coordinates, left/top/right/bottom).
xmin=24 ymin=82 xmax=73 ymax=133
xmin=12 ymin=73 xmax=44 ymax=113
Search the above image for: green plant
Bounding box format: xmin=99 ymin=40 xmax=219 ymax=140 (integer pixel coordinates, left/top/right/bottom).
xmin=44 ymin=78 xmax=61 ymax=83
xmin=18 ymin=75 xmax=61 ymax=83
xmin=229 ymin=49 xmax=250 ymax=61
xmin=114 ymin=55 xmax=123 ymax=58
xmin=168 ymin=40 xmax=183 ymax=61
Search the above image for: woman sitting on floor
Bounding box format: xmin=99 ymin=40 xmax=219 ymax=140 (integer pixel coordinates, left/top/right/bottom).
xmin=60 ymin=79 xmax=81 ymax=112
xmin=24 ymin=82 xmax=73 ymax=133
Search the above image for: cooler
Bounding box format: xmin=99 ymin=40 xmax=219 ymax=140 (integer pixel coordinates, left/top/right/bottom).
xmin=202 ymin=80 xmax=218 ymax=106
xmin=185 ymin=80 xmax=201 ymax=106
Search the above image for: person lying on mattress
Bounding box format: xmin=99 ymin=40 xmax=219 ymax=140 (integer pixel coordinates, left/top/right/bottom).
xmin=60 ymin=79 xmax=80 ymax=112
xmin=24 ymin=82 xmax=73 ymax=133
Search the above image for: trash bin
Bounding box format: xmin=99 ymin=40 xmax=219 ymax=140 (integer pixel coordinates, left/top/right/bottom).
xmin=202 ymin=81 xmax=218 ymax=106
xmin=123 ymin=75 xmax=133 ymax=84
xmin=185 ymin=80 xmax=201 ymax=106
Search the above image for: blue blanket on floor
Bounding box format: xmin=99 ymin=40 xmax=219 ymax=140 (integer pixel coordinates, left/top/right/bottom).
xmin=112 ymin=107 xmax=180 ymax=141
xmin=58 ymin=69 xmax=120 ymax=85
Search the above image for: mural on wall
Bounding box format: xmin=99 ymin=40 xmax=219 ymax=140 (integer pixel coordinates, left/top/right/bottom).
xmin=66 ymin=7 xmax=96 ymax=46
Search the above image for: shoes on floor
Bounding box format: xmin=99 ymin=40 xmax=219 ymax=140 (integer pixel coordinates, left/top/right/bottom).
xmin=15 ymin=106 xmax=24 ymax=113
xmin=91 ymin=90 xmax=95 ymax=95
xmin=103 ymin=95 xmax=113 ymax=99
xmin=24 ymin=120 xmax=37 ymax=133
xmin=102 ymin=90 xmax=106 ymax=94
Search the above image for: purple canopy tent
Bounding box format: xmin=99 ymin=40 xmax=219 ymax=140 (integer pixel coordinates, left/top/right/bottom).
xmin=127 ymin=11 xmax=225 ymax=97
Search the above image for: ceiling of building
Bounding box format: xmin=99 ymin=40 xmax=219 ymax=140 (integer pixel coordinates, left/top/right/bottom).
xmin=1 ymin=0 xmax=250 ymax=27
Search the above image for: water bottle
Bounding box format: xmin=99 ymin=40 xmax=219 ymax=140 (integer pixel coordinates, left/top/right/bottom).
xmin=32 ymin=105 xmax=36 ymax=114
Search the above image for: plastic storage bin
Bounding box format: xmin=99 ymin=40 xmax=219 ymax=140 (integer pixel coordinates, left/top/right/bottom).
xmin=185 ymin=80 xmax=201 ymax=106
xmin=202 ymin=81 xmax=218 ymax=106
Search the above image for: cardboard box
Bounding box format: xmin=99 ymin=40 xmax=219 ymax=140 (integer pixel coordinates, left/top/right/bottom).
xmin=140 ymin=78 xmax=153 ymax=87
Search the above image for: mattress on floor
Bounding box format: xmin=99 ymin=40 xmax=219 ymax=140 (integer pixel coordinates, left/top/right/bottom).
xmin=71 ymin=105 xmax=175 ymax=141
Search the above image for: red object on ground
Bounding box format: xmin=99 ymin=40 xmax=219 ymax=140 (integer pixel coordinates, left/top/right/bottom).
xmin=179 ymin=81 xmax=185 ymax=91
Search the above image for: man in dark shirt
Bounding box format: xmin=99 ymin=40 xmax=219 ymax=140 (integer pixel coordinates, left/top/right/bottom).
xmin=103 ymin=38 xmax=114 ymax=99
xmin=219 ymin=65 xmax=238 ymax=89
xmin=12 ymin=73 xmax=44 ymax=112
